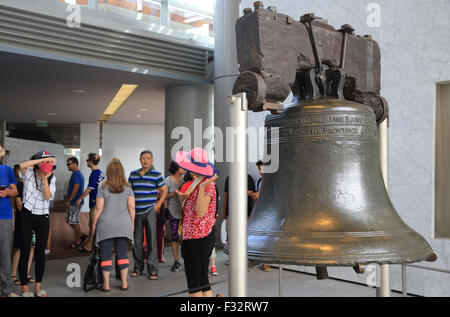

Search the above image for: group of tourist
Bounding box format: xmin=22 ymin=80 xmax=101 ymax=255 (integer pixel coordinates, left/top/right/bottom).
xmin=0 ymin=145 xmax=264 ymax=297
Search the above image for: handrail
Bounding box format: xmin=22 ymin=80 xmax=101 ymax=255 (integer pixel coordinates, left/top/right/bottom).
xmin=401 ymin=264 xmax=450 ymax=296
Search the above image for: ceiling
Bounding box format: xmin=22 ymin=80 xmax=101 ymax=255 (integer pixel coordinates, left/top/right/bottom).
xmin=0 ymin=51 xmax=192 ymax=125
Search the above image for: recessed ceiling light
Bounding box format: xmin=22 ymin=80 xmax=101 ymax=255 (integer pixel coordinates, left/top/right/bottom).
xmin=140 ymin=108 xmax=147 ymax=111
xmin=48 ymin=112 xmax=57 ymax=116
xmin=72 ymin=90 xmax=85 ymax=93
xmin=99 ymin=84 xmax=138 ymax=122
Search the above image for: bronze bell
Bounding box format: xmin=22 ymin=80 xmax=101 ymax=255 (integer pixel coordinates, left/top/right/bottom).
xmin=235 ymin=10 xmax=434 ymax=273
xmin=247 ymin=97 xmax=434 ymax=267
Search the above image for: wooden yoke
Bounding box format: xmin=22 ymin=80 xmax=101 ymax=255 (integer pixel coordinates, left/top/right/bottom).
xmin=233 ymin=2 xmax=388 ymax=123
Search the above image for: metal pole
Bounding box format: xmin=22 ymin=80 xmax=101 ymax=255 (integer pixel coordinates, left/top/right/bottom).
xmin=227 ymin=93 xmax=248 ymax=297
xmin=88 ymin=0 xmax=97 ymax=10
xmin=279 ymin=265 xmax=283 ymax=297
xmin=402 ymin=264 xmax=407 ymax=297
xmin=376 ymin=117 xmax=391 ymax=297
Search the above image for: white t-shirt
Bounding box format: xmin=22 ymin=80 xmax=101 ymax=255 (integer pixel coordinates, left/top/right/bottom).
xmin=20 ymin=167 xmax=56 ymax=215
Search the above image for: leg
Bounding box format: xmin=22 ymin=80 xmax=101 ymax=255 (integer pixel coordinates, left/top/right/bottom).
xmin=74 ymin=224 xmax=81 ymax=245
xmin=18 ymin=211 xmax=33 ymax=292
xmin=168 ymin=213 xmax=180 ymax=263
xmin=115 ymin=238 xmax=130 ymax=289
xmin=66 ymin=206 xmax=81 ymax=247
xmin=27 ymin=247 xmax=35 ymax=281
xmin=171 ymin=242 xmax=179 ymax=263
xmin=45 ymin=224 xmax=51 ymax=254
xmin=145 ymin=208 xmax=158 ymax=276
xmin=98 ymin=239 xmax=114 ymax=291
xmin=182 ymin=239 xmax=204 ymax=296
xmin=201 ymin=228 xmax=216 ymax=297
xmin=33 ymin=215 xmax=49 ymax=294
xmin=11 ymin=249 xmax=20 ymax=279
xmin=156 ymin=214 xmax=165 ymax=262
xmin=132 ymin=213 xmax=145 ymax=275
xmin=0 ymin=219 xmax=14 ymax=296
xmin=82 ymin=208 xmax=96 ymax=251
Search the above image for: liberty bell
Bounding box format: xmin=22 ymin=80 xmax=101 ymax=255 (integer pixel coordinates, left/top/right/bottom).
xmin=233 ymin=7 xmax=434 ymax=276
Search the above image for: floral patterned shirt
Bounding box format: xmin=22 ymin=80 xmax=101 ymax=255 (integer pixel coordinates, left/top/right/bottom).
xmin=181 ymin=179 xmax=216 ymax=240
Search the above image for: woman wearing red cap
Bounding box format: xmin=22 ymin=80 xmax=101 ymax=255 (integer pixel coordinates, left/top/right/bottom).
xmin=18 ymin=151 xmax=56 ymax=297
xmin=175 ymin=148 xmax=218 ymax=297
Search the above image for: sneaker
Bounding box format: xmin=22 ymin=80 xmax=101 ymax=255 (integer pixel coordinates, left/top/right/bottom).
xmin=210 ymin=266 xmax=219 ymax=276
xmin=171 ymin=261 xmax=182 ymax=272
xmin=4 ymin=293 xmax=20 ymax=297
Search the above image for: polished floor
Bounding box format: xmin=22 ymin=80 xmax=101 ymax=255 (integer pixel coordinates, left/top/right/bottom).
xmin=10 ymin=210 xmax=407 ymax=297
xmin=12 ymin=248 xmax=406 ymax=297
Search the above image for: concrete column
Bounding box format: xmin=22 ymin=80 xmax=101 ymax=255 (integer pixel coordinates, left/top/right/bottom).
xmin=164 ymin=85 xmax=214 ymax=172
xmin=161 ymin=0 xmax=170 ymax=27
xmin=1 ymin=120 xmax=6 ymax=165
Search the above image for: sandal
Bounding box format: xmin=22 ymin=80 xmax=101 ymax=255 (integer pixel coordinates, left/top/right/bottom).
xmin=14 ymin=279 xmax=21 ymax=285
xmin=130 ymin=270 xmax=141 ymax=277
xmin=77 ymin=246 xmax=91 ymax=252
xmin=101 ymin=287 xmax=111 ymax=292
xmin=27 ymin=276 xmax=35 ymax=283
xmin=66 ymin=243 xmax=80 ymax=249
xmin=120 ymin=285 xmax=129 ymax=291
xmin=148 ymin=272 xmax=158 ymax=280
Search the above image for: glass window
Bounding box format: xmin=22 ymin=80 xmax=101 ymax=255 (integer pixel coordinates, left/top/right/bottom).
xmin=169 ymin=5 xmax=213 ymax=43
xmin=59 ymin=0 xmax=89 ymax=5
xmin=97 ymin=0 xmax=161 ymax=21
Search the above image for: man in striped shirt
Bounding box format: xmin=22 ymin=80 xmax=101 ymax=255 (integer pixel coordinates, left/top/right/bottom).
xmin=128 ymin=150 xmax=167 ymax=280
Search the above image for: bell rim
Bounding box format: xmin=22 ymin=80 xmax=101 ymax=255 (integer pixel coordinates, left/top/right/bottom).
xmin=247 ymin=247 xmax=434 ymax=266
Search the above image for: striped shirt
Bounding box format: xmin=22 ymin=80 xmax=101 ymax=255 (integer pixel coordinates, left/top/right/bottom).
xmin=128 ymin=168 xmax=165 ymax=214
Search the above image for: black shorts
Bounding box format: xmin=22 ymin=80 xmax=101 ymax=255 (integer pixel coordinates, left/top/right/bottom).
xmin=181 ymin=227 xmax=216 ymax=294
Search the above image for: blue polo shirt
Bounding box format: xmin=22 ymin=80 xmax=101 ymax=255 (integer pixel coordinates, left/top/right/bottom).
xmin=128 ymin=168 xmax=165 ymax=215
xmin=0 ymin=165 xmax=16 ymax=219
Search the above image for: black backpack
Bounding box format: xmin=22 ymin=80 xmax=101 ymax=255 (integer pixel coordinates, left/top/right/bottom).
xmin=83 ymin=245 xmax=103 ymax=292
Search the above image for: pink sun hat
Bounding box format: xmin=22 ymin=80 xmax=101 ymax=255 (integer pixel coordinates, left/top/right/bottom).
xmin=175 ymin=147 xmax=216 ymax=177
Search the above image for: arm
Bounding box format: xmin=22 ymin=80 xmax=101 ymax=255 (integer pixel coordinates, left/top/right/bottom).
xmin=76 ymin=188 xmax=92 ymax=206
xmin=42 ymin=175 xmax=53 ymax=200
xmin=0 ymin=184 xmax=18 ymax=199
xmin=196 ymin=175 xmax=218 ymax=218
xmin=155 ymin=185 xmax=168 ymax=214
xmin=166 ymin=192 xmax=178 ymax=199
xmin=91 ymin=197 xmax=104 ymax=234
xmin=20 ymin=157 xmax=56 ymax=175
xmin=196 ymin=187 xmax=212 ymax=218
xmin=127 ymin=195 xmax=135 ymax=231
xmin=15 ymin=196 xmax=23 ymax=212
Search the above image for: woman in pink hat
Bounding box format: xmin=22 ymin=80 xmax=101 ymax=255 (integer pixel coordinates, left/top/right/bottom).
xmin=175 ymin=147 xmax=218 ymax=297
